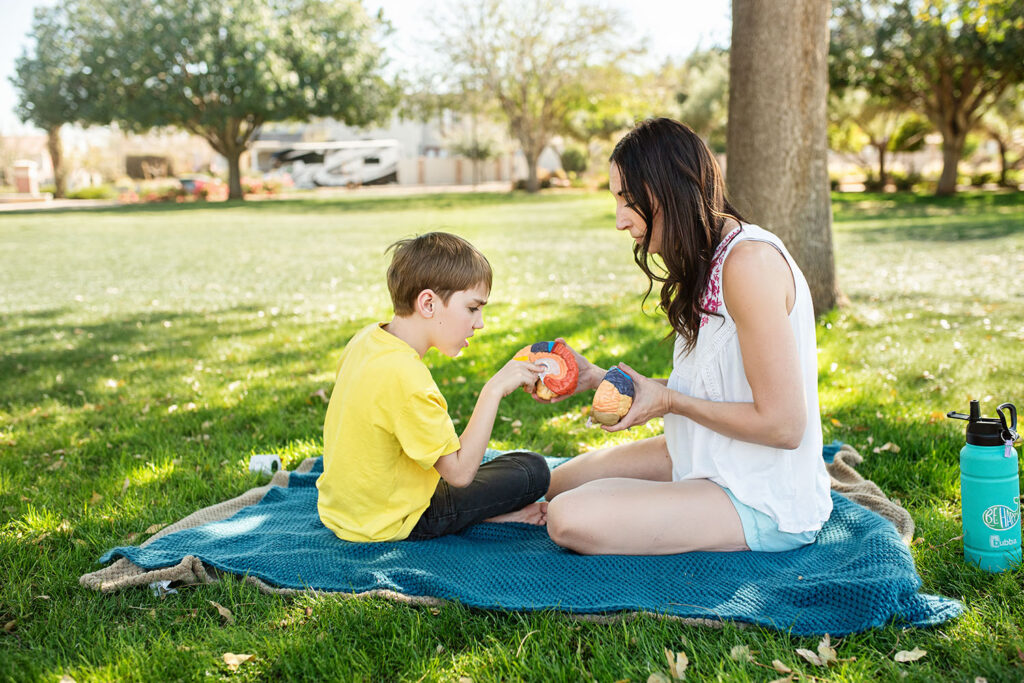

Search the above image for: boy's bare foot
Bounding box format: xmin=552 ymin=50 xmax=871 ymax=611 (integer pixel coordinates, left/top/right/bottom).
xmin=484 ymin=501 xmax=548 ymax=525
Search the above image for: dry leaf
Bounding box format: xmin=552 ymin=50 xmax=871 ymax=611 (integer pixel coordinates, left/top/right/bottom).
xmin=89 ymin=492 xmax=103 ymax=505
xmin=830 ymin=418 xmax=842 ymax=427
xmin=3 ymin=620 xmax=15 ymax=633
xmin=768 ymin=677 xmax=794 ymax=683
xmin=894 ymin=647 xmax=927 ymax=663
xmin=771 ymin=659 xmax=792 ymax=674
xmin=817 ymin=635 xmax=837 ymax=665
xmin=47 ymin=460 xmax=67 ymax=471
xmin=664 ymin=648 xmax=688 ymax=679
xmin=58 ymin=676 xmax=76 ymax=683
xmin=730 ymin=645 xmax=753 ymax=662
xmin=121 ymin=477 xmax=130 ymax=494
xmin=796 ymin=648 xmax=823 ymax=666
xmin=647 ymin=674 xmax=672 ymax=683
xmin=209 ymin=601 xmax=235 ymax=625
xmin=145 ymin=523 xmax=166 ymax=534
xmin=222 ymin=653 xmax=253 ymax=671
xmin=974 ymin=678 xmax=988 ymax=683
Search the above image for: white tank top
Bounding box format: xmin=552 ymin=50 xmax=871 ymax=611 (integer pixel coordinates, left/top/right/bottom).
xmin=664 ymin=223 xmax=833 ymax=533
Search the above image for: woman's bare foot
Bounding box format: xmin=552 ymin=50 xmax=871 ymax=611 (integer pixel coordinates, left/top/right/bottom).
xmin=484 ymin=501 xmax=548 ymax=525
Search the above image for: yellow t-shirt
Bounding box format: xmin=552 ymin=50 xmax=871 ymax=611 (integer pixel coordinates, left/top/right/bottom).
xmin=317 ymin=323 xmax=460 ymax=542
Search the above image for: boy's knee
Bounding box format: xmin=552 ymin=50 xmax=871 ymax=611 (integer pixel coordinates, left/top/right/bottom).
xmin=501 ymin=451 xmax=549 ymax=496
xmin=516 ymin=451 xmax=550 ymax=498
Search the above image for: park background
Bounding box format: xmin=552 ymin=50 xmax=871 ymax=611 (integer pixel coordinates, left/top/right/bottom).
xmin=1 ymin=0 xmax=1023 ymax=681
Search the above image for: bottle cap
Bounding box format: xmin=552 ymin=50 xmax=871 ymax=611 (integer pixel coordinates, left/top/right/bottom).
xmin=946 ymin=400 xmax=1013 ymax=447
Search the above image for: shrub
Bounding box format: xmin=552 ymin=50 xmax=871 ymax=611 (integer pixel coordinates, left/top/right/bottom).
xmin=889 ymin=170 xmax=922 ymax=192
xmin=559 ymin=145 xmax=588 ymax=175
xmin=68 ymin=185 xmax=117 ymax=200
xmin=970 ymin=171 xmax=996 ymax=187
xmin=862 ymin=172 xmax=886 ymax=192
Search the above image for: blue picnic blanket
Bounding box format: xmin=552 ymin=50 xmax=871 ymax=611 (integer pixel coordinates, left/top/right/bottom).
xmin=98 ymin=446 xmax=963 ymax=636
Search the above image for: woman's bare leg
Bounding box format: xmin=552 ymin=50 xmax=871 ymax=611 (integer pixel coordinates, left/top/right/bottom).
xmin=547 ymin=435 xmax=673 ymax=499
xmin=547 ymin=477 xmax=748 ymax=555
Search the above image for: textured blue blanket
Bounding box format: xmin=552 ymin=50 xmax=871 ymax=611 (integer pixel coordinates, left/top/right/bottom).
xmin=98 ymin=448 xmax=962 ymax=635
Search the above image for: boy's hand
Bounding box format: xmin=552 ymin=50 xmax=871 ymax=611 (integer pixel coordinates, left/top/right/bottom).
xmin=486 ymin=359 xmax=545 ymax=398
xmin=529 ymin=337 xmax=605 ymax=403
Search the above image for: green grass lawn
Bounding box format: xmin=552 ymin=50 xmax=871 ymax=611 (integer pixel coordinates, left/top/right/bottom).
xmin=1 ymin=189 xmax=1023 ymax=681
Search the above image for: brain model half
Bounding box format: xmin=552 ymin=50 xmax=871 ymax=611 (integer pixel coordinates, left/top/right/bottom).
xmin=514 ymin=341 xmax=579 ymax=400
xmin=591 ymin=367 xmax=635 ymax=425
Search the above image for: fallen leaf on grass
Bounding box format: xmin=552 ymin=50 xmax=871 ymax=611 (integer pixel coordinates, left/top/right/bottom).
xmin=209 ymin=601 xmax=234 ymax=625
xmin=894 ymin=647 xmax=927 ymax=663
xmin=145 ymin=523 xmax=166 ymax=535
xmin=309 ymin=388 xmax=328 ymax=404
xmin=222 ymin=653 xmax=253 ymax=671
xmin=771 ymin=660 xmax=792 ymax=674
xmin=817 ymin=634 xmax=838 ymax=665
xmin=872 ymin=441 xmax=901 ymax=454
xmin=121 ymin=477 xmax=130 ymax=494
xmin=768 ymin=677 xmax=794 ymax=683
xmin=664 ymin=648 xmax=688 ymax=679
xmin=4 ymin=620 xmax=15 ymax=633
xmin=647 ymin=674 xmax=672 ymax=683
xmin=47 ymin=460 xmax=66 ymax=471
xmin=730 ymin=645 xmax=753 ymax=662
xmin=58 ymin=676 xmax=76 ymax=683
xmin=89 ymin=492 xmax=103 ymax=505
xmin=796 ymin=647 xmax=823 ymax=666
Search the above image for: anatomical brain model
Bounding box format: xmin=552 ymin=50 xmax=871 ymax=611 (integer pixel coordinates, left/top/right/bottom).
xmin=591 ymin=367 xmax=635 ymax=425
xmin=514 ymin=341 xmax=579 ymax=400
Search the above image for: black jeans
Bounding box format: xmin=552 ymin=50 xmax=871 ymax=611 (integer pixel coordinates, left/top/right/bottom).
xmin=406 ymin=451 xmax=550 ymax=540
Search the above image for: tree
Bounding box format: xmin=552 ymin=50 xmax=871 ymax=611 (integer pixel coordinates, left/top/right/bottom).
xmin=75 ymin=0 xmax=396 ymax=200
xmin=429 ymin=0 xmax=638 ymax=192
xmin=728 ymin=0 xmax=837 ymax=315
xmin=980 ymin=84 xmax=1024 ymax=187
xmin=831 ymin=0 xmax=1024 ymax=195
xmin=675 ymin=48 xmax=731 ymax=153
xmin=11 ymin=4 xmax=85 ymax=198
xmin=828 ymin=88 xmax=933 ymax=188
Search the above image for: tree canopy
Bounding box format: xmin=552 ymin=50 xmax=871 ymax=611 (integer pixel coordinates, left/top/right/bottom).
xmin=11 ymin=3 xmax=89 ymax=198
xmin=428 ymin=0 xmax=639 ymax=192
xmin=64 ymin=0 xmax=396 ymax=199
xmin=831 ymin=0 xmax=1024 ymax=195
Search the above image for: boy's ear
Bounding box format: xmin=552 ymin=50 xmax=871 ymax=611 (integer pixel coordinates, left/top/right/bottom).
xmin=415 ymin=289 xmax=436 ymax=318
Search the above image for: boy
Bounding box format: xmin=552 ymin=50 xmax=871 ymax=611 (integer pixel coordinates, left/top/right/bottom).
xmin=317 ymin=232 xmax=550 ymax=542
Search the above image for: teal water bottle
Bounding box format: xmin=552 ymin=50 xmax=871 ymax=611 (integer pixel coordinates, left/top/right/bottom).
xmin=947 ymin=400 xmax=1021 ymax=572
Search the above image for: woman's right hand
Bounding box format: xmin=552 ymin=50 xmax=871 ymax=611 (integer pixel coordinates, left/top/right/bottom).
xmin=528 ymin=337 xmax=605 ymax=403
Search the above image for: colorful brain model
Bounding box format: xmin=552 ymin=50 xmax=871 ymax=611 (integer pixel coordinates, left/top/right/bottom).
xmin=514 ymin=341 xmax=579 ymax=400
xmin=591 ymin=367 xmax=635 ymax=425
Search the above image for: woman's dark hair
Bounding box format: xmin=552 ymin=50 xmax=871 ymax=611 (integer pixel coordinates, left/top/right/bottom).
xmin=610 ymin=117 xmax=746 ymax=352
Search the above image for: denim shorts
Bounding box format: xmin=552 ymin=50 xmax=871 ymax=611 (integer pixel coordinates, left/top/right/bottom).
xmin=722 ymin=487 xmax=818 ymax=552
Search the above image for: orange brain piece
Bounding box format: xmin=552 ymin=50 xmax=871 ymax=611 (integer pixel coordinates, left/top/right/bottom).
xmin=513 ymin=341 xmax=579 ymax=399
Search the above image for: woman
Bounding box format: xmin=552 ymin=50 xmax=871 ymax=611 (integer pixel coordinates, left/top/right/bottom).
xmin=545 ymin=118 xmax=832 ymax=555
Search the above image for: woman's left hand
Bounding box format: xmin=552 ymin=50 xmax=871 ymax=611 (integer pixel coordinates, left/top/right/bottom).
xmin=601 ymin=362 xmax=671 ymax=432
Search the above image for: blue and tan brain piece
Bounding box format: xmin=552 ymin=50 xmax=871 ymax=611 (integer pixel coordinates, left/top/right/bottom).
xmin=514 ymin=341 xmax=579 ymax=400
xmin=591 ymin=367 xmax=635 ymax=425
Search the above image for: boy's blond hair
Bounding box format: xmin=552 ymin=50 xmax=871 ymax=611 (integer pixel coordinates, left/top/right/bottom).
xmin=386 ymin=232 xmax=492 ymax=316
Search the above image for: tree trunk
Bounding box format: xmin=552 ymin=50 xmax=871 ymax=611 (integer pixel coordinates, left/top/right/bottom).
xmin=997 ymin=138 xmax=1009 ymax=187
xmin=226 ymin=146 xmax=244 ymax=201
xmin=46 ymin=125 xmax=66 ymax=199
xmin=876 ymin=142 xmax=888 ymax=190
xmin=727 ymin=0 xmax=837 ymax=316
xmin=936 ymin=129 xmax=966 ymax=196
xmin=524 ymin=148 xmax=540 ymax=193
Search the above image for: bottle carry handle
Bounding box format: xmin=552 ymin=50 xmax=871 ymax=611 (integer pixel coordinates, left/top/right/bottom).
xmin=996 ymin=403 xmax=1018 ymax=444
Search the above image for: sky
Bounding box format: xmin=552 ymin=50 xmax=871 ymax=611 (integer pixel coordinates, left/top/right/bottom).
xmin=0 ymin=0 xmax=731 ymax=135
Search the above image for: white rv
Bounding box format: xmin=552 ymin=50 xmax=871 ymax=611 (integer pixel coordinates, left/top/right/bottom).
xmin=263 ymin=139 xmax=400 ymax=188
